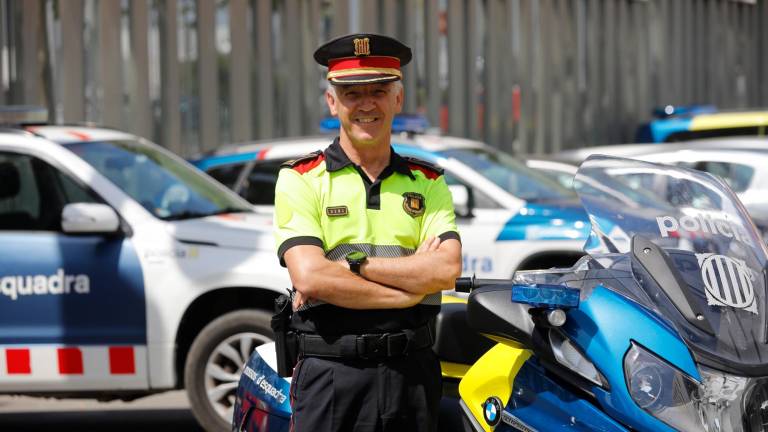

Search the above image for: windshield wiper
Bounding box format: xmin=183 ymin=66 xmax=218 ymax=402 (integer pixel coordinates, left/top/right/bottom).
xmin=162 ymin=210 xmax=214 ymax=221
xmin=162 ymin=207 xmax=251 ymax=221
xmin=209 ymin=207 xmax=251 ymax=215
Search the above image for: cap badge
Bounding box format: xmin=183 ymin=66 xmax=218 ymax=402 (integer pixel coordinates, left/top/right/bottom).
xmin=326 ymin=205 xmax=349 ymax=217
xmin=402 ymin=192 xmax=425 ymax=217
xmin=353 ymin=37 xmax=371 ymax=56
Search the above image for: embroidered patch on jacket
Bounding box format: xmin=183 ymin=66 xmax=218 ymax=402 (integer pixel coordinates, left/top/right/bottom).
xmin=402 ymin=192 xmax=425 ymax=217
xmin=326 ymin=206 xmax=349 ymax=217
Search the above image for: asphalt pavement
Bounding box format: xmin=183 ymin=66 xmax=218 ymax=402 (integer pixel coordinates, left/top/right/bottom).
xmin=0 ymin=390 xmax=203 ymax=432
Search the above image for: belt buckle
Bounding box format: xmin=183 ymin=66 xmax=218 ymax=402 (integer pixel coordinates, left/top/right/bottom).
xmin=359 ymin=333 xmax=389 ymax=360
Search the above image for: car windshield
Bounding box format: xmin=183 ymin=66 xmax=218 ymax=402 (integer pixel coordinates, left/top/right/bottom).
xmin=438 ymin=148 xmax=576 ymax=201
xmin=65 ymin=139 xmax=252 ymax=220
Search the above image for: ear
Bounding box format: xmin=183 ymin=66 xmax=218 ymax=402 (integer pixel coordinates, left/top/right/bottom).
xmin=394 ymin=84 xmax=404 ymax=114
xmin=326 ymin=89 xmax=338 ymax=116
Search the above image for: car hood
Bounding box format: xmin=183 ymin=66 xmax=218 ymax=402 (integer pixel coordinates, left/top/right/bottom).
xmin=166 ymin=212 xmax=275 ymax=250
xmin=497 ymin=199 xmax=591 ymax=241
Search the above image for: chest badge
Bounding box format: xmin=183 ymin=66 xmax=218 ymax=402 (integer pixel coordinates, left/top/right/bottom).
xmin=402 ymin=192 xmax=425 ymax=217
xmin=326 ymin=206 xmax=349 ymax=217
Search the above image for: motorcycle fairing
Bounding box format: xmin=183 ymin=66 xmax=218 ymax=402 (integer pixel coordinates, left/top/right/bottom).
xmin=564 ymin=284 xmax=697 ymax=432
xmin=466 ymin=284 xmax=536 ymax=348
xmin=458 ymin=343 xmax=531 ymax=432
xmin=505 ymin=360 xmax=629 ymax=431
xmin=232 ymin=343 xmax=291 ymax=432
xmin=576 ymin=156 xmax=768 ymax=374
xmin=458 ymin=342 xmax=630 ymax=432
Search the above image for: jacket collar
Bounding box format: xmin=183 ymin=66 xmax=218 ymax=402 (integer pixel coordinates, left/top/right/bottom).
xmin=324 ymin=137 xmax=415 ymax=180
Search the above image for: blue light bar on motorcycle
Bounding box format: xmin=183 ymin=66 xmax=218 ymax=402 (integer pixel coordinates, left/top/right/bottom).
xmin=511 ymin=283 xmax=580 ymax=309
xmin=319 ymin=114 xmax=430 ymax=134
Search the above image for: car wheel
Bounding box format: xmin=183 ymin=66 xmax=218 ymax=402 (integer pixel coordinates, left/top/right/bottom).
xmin=185 ymin=309 xmax=273 ymax=432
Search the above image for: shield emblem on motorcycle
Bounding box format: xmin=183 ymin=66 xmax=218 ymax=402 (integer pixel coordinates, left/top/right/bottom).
xmin=698 ymin=253 xmax=757 ymax=314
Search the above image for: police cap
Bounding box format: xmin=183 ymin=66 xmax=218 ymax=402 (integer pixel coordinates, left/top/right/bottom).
xmin=314 ymin=33 xmax=412 ymax=85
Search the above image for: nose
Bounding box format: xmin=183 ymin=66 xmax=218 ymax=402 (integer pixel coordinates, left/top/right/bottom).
xmin=358 ymin=93 xmax=376 ymax=110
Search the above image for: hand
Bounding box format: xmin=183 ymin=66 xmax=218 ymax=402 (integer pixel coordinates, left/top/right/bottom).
xmin=293 ymin=290 xmax=314 ymax=311
xmin=401 ymin=290 xmax=426 ymax=308
xmin=416 ymin=236 xmax=441 ymax=254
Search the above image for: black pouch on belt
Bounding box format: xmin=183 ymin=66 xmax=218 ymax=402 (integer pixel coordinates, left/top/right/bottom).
xmin=271 ymin=293 xmax=298 ymax=377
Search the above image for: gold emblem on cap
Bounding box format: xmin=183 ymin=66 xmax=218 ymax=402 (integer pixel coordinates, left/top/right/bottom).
xmin=353 ymin=38 xmax=371 ymax=56
xmin=402 ymin=192 xmax=425 ymax=217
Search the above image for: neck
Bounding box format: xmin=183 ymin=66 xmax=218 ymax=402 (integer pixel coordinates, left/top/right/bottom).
xmin=338 ymin=132 xmax=391 ymax=180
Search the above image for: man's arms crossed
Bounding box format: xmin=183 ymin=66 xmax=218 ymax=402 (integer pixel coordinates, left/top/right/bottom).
xmin=283 ymin=236 xmax=461 ymax=310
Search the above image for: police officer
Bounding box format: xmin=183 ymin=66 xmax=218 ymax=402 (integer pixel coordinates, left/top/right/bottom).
xmin=274 ymin=33 xmax=462 ymax=432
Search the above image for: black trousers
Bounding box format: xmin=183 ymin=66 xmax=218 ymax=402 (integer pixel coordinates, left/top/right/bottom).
xmin=289 ymin=348 xmax=442 ymax=432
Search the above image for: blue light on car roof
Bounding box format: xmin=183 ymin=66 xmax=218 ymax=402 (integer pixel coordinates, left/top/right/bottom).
xmin=0 ymin=105 xmax=48 ymax=125
xmin=511 ymin=283 xmax=580 ymax=309
xmin=320 ymin=114 xmax=430 ymax=134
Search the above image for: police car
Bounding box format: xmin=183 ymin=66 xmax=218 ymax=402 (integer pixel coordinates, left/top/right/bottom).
xmin=635 ymin=105 xmax=768 ymax=142
xmin=0 ymin=109 xmax=290 ymax=432
xmin=193 ymin=132 xmax=591 ymax=278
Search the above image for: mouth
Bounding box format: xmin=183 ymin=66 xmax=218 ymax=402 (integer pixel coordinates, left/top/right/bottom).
xmin=353 ymin=115 xmax=381 ymax=125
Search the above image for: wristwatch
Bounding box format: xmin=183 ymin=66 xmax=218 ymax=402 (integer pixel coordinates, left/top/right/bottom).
xmin=345 ymin=251 xmax=368 ymax=275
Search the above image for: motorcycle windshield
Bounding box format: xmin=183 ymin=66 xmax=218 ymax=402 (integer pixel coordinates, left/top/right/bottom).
xmin=576 ymin=155 xmax=768 ymax=371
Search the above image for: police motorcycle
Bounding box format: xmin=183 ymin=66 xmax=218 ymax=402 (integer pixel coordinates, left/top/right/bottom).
xmin=232 ymin=283 xmax=492 ymax=429
xmin=455 ymin=155 xmax=768 ymax=432
xmin=233 ymin=154 xmax=768 ymax=432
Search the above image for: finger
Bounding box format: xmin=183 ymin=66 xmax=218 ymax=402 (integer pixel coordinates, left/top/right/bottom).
xmin=416 ymin=237 xmax=432 ymax=253
xmin=429 ymin=237 xmax=441 ymax=251
xmin=292 ymin=292 xmax=305 ymax=310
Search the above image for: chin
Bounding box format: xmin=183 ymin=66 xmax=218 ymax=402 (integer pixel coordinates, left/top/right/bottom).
xmin=350 ymin=130 xmax=383 ymax=145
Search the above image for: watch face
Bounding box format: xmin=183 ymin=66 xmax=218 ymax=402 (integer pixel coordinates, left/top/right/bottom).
xmin=347 ymin=251 xmax=367 ymax=262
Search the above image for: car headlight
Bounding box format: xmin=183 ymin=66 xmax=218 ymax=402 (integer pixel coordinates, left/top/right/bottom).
xmin=624 ymin=342 xmax=704 ymax=431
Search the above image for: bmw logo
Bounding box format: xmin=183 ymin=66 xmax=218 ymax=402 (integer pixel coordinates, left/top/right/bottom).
xmin=482 ymin=397 xmax=503 ymax=427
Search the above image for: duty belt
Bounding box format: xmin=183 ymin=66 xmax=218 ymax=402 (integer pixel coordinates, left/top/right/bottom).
xmin=297 ymin=325 xmax=433 ymax=360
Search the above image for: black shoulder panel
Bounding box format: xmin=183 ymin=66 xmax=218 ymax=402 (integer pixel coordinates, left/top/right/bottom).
xmin=403 ymin=156 xmax=444 ymax=176
xmin=280 ymin=150 xmax=323 ymax=169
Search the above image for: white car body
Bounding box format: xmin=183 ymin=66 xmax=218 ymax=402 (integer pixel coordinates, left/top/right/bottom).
xmin=197 ymin=134 xmax=590 ymax=279
xmin=0 ymin=125 xmax=289 ymax=429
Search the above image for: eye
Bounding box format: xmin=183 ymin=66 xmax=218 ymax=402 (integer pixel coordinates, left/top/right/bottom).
xmin=374 ymin=89 xmax=387 ymax=96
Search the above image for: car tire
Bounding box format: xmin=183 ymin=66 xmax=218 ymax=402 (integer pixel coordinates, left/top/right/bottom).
xmin=185 ymin=309 xmax=274 ymax=432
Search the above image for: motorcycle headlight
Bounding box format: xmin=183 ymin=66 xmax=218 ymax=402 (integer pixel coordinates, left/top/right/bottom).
xmin=624 ymin=342 xmax=704 ymax=431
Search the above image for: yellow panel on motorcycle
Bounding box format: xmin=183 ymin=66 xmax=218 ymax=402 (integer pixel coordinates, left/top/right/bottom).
xmin=511 ymin=283 xmax=580 ymax=309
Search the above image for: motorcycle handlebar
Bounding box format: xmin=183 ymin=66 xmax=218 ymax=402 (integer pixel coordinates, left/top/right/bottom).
xmin=455 ymin=276 xmax=512 ymax=293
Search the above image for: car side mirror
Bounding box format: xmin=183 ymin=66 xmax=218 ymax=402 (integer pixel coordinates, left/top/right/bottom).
xmin=62 ymin=203 xmax=121 ymax=234
xmin=448 ymin=184 xmax=474 ymax=218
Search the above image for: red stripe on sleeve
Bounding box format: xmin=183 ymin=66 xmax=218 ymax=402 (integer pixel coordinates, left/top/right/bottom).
xmin=109 ymin=346 xmax=136 ymax=375
xmin=6 ymin=349 xmax=31 ymax=374
xmin=292 ymin=154 xmax=325 ymax=174
xmin=57 ymin=348 xmax=84 ymax=375
xmin=408 ymin=163 xmax=440 ymax=180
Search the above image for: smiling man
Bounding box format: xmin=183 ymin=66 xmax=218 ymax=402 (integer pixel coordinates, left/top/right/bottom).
xmin=272 ymin=34 xmax=462 ymax=431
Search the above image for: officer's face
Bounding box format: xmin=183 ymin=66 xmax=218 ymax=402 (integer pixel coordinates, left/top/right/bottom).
xmin=326 ymin=82 xmax=404 ymax=146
